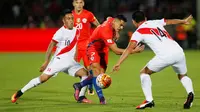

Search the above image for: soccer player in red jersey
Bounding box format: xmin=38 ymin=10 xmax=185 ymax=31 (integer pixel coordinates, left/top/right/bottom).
xmin=72 ymin=0 xmax=100 ymax=97
xmin=73 ymin=15 xmax=144 ymax=104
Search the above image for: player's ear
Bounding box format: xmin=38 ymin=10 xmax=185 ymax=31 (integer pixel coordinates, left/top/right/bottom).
xmin=82 ymin=0 xmax=85 ymax=6
xmin=62 ymin=17 xmax=65 ymax=24
xmin=72 ymin=0 xmax=75 ymax=6
xmin=132 ymin=20 xmax=134 ymax=24
xmin=145 ymin=17 xmax=147 ymax=21
xmin=132 ymin=20 xmax=137 ymax=27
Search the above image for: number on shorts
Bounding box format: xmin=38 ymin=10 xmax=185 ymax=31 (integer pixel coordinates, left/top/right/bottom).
xmin=90 ymin=52 xmax=95 ymax=61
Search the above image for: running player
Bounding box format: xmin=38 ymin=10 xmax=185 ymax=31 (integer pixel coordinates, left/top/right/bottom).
xmin=72 ymin=0 xmax=100 ymax=96
xmin=113 ymin=11 xmax=194 ymax=109
xmin=73 ymin=15 xmax=145 ymax=104
xmin=11 ymin=9 xmax=91 ymax=103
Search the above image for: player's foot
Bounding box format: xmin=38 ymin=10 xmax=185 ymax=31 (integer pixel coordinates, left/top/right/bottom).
xmin=136 ymin=100 xmax=155 ymax=109
xmin=78 ymin=96 xmax=92 ymax=103
xmin=11 ymin=90 xmax=23 ymax=103
xmin=73 ymin=83 xmax=82 ymax=101
xmin=88 ymin=88 xmax=95 ymax=95
xmin=184 ymin=92 xmax=194 ymax=109
xmin=100 ymin=97 xmax=106 ymax=104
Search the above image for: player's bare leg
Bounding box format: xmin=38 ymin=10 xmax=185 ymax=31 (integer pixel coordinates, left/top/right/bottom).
xmin=136 ymin=67 xmax=155 ymax=109
xmin=178 ymin=74 xmax=194 ymax=109
xmin=74 ymin=68 xmax=92 ymax=103
xmin=11 ymin=74 xmax=52 ymax=103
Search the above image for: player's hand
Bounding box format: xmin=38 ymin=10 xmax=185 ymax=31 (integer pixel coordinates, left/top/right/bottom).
xmin=183 ymin=15 xmax=193 ymax=25
xmin=74 ymin=55 xmax=78 ymax=61
xmin=39 ymin=61 xmax=49 ymax=72
xmin=132 ymin=44 xmax=145 ymax=53
xmin=112 ymin=64 xmax=120 ymax=72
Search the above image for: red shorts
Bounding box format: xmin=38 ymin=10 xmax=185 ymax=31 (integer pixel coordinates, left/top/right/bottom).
xmin=87 ymin=49 xmax=108 ymax=70
xmin=77 ymin=50 xmax=90 ymax=67
xmin=77 ymin=40 xmax=90 ymax=67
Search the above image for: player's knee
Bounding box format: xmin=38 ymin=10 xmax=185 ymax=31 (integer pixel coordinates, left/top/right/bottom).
xmin=75 ymin=68 xmax=88 ymax=77
xmin=91 ymin=63 xmax=98 ymax=69
xmin=40 ymin=74 xmax=51 ymax=83
xmin=178 ymin=74 xmax=187 ymax=80
xmin=140 ymin=67 xmax=153 ymax=75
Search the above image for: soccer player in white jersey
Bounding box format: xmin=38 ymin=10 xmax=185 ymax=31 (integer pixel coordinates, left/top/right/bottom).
xmin=113 ymin=11 xmax=194 ymax=109
xmin=11 ymin=9 xmax=91 ymax=103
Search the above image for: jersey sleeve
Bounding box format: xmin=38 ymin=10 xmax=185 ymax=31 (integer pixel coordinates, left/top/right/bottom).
xmin=130 ymin=31 xmax=143 ymax=44
xmin=52 ymin=29 xmax=62 ymax=43
xmin=88 ymin=12 xmax=96 ymax=23
xmin=154 ymin=18 xmax=166 ymax=26
xmin=101 ymin=28 xmax=114 ymax=46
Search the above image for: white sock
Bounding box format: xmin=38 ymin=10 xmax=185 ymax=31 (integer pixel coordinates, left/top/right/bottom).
xmin=140 ymin=73 xmax=153 ymax=102
xmin=79 ymin=76 xmax=88 ymax=97
xmin=21 ymin=77 xmax=41 ymax=93
xmin=180 ymin=76 xmax=194 ymax=94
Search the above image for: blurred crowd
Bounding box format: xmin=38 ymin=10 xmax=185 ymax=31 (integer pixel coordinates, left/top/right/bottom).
xmin=0 ymin=0 xmax=74 ymax=28
xmin=0 ymin=0 xmax=198 ymax=49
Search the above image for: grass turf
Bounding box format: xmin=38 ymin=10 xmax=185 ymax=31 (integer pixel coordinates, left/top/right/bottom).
xmin=0 ymin=50 xmax=199 ymax=112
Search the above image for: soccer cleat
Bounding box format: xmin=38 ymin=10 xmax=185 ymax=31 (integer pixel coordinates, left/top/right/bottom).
xmin=87 ymin=88 xmax=95 ymax=95
xmin=73 ymin=83 xmax=82 ymax=101
xmin=77 ymin=96 xmax=92 ymax=103
xmin=11 ymin=90 xmax=23 ymax=103
xmin=100 ymin=97 xmax=106 ymax=104
xmin=184 ymin=92 xmax=194 ymax=109
xmin=136 ymin=100 xmax=155 ymax=109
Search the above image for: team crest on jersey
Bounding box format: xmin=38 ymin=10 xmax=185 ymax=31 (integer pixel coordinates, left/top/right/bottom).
xmin=82 ymin=18 xmax=87 ymax=23
xmin=77 ymin=18 xmax=80 ymax=23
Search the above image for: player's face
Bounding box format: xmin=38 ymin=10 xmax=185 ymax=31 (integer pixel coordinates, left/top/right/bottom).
xmin=113 ymin=20 xmax=126 ymax=32
xmin=63 ymin=13 xmax=74 ymax=30
xmin=73 ymin=0 xmax=84 ymax=11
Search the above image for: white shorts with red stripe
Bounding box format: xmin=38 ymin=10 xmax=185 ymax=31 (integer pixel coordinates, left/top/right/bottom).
xmin=146 ymin=52 xmax=187 ymax=74
xmin=43 ymin=55 xmax=84 ymax=77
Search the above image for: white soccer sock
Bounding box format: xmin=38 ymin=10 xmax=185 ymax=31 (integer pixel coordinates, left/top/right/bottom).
xmin=180 ymin=76 xmax=194 ymax=94
xmin=140 ymin=73 xmax=153 ymax=102
xmin=79 ymin=76 xmax=88 ymax=97
xmin=21 ymin=77 xmax=41 ymax=93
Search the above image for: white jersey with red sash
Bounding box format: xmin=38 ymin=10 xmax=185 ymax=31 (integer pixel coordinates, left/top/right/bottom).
xmin=43 ymin=26 xmax=84 ymax=76
xmin=131 ymin=19 xmax=184 ymax=59
xmin=131 ymin=19 xmax=187 ymax=74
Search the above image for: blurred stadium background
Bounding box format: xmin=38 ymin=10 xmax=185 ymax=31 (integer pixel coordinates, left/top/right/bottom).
xmin=0 ymin=0 xmax=199 ymax=112
xmin=0 ymin=0 xmax=199 ymax=51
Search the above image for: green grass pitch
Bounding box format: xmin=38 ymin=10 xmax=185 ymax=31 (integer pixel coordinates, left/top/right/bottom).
xmin=0 ymin=50 xmax=199 ymax=112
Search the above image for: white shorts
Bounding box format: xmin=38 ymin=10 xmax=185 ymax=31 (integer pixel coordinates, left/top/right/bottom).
xmin=146 ymin=53 xmax=187 ymax=74
xmin=43 ymin=56 xmax=84 ymax=77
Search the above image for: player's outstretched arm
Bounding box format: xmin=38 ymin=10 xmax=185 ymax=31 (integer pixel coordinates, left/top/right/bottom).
xmin=109 ymin=43 xmax=125 ymax=55
xmin=39 ymin=40 xmax=57 ymax=72
xmin=92 ymin=18 xmax=100 ymax=27
xmin=113 ymin=41 xmax=141 ymax=71
xmin=166 ymin=15 xmax=193 ymax=25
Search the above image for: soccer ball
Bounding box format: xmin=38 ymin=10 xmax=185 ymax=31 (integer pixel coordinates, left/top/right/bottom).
xmin=96 ymin=73 xmax=112 ymax=89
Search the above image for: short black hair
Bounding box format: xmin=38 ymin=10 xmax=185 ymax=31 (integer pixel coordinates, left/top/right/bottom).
xmin=115 ymin=14 xmax=127 ymax=22
xmin=62 ymin=9 xmax=72 ymax=17
xmin=73 ymin=0 xmax=84 ymax=2
xmin=132 ymin=10 xmax=145 ymax=23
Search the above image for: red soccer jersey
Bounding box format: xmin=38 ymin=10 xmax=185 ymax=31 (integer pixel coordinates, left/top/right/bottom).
xmin=72 ymin=9 xmax=96 ymax=50
xmin=88 ymin=17 xmax=115 ymax=52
